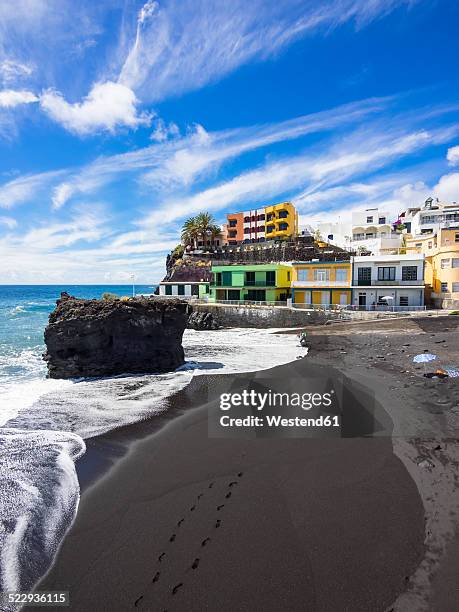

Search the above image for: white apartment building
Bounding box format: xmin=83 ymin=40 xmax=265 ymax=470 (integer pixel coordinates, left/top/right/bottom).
xmin=243 ymin=208 xmax=265 ymax=242
xmin=351 ymin=207 xmax=402 ymax=254
xmin=351 ymin=254 xmax=425 ymax=309
xmin=158 ymin=281 xmax=209 ymax=298
xmin=316 ymin=221 xmax=351 ymax=249
xmin=401 ymin=198 xmax=459 ymax=236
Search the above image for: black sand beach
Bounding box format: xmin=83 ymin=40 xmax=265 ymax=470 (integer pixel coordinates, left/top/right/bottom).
xmin=37 ymin=349 xmax=429 ymax=612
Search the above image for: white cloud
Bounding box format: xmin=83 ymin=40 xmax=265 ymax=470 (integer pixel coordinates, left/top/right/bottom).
xmin=150 ymin=117 xmax=180 ymax=142
xmin=0 ymin=170 xmax=63 ymax=208
xmin=433 ymin=173 xmax=459 ymax=202
xmin=0 ymin=60 xmax=33 ymax=84
xmin=40 ymin=81 xmax=152 ymax=135
xmin=0 ymin=89 xmax=38 ymax=108
xmin=447 ymin=145 xmax=459 ymax=166
xmin=118 ymin=0 xmax=413 ymax=102
xmin=0 ymin=215 xmax=17 ymax=228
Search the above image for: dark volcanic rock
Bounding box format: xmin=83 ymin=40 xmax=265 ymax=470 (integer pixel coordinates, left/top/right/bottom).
xmin=44 ymin=293 xmax=192 ymax=379
xmin=187 ymin=311 xmax=220 ymax=330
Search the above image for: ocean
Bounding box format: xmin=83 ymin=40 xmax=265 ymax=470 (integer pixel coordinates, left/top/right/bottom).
xmin=0 ymin=285 xmax=306 ymax=605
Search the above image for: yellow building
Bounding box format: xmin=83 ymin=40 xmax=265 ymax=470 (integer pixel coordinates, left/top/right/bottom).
xmin=291 ymin=260 xmax=352 ymax=306
xmin=264 ymin=202 xmax=298 ymax=240
xmin=406 ymin=228 xmax=459 ymax=306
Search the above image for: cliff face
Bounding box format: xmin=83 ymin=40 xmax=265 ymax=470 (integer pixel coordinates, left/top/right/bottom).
xmin=44 ymin=293 xmax=192 ymax=379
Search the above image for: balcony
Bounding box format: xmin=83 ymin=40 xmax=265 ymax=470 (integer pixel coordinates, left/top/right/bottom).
xmin=354 ymin=279 xmax=424 ymax=286
xmin=291 ymin=280 xmax=349 ymax=288
xmin=245 ymin=280 xmax=276 ymax=287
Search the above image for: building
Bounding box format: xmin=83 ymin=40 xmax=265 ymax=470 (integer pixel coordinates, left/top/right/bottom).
xmin=159 ymin=281 xmax=210 ymax=298
xmin=401 ymin=198 xmax=459 ymax=236
xmin=405 ymin=228 xmax=459 ymax=308
xmin=223 ymin=202 xmax=298 ymax=245
xmin=291 ymin=260 xmax=352 ymax=306
xmin=242 ymin=208 xmax=266 ymax=242
xmin=351 ymin=254 xmax=425 ymax=309
xmin=350 ymin=207 xmax=402 ymax=254
xmin=225 ymin=212 xmax=244 ymax=245
xmin=265 ymin=202 xmax=298 ymax=240
xmin=209 ymin=264 xmax=292 ymax=302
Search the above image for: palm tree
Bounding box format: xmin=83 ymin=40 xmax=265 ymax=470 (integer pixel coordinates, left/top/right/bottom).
xmin=181 ymin=217 xmax=200 ymax=248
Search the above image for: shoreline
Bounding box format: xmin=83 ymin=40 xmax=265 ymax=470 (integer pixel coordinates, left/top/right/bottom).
xmin=37 ymin=345 xmax=428 ymax=611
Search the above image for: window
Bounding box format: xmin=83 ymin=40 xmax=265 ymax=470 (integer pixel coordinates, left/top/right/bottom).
xmin=244 ymin=227 xmax=251 ymax=234
xmin=456 ymin=233 xmax=459 ymax=243
xmin=227 ymin=289 xmax=240 ymax=300
xmin=177 ymin=285 xmax=185 ymax=295
xmin=228 ymin=230 xmax=237 ymax=238
xmin=266 ymin=225 xmax=274 ymax=233
xmin=278 ymin=222 xmax=288 ymax=231
xmin=165 ymin=285 xmax=172 ymax=295
xmin=278 ymin=210 xmax=288 ymax=218
xmin=428 ymin=242 xmax=432 ymax=248
xmin=297 ymin=269 xmax=308 ymax=281
xmin=266 ymin=271 xmax=275 ymax=286
xmin=366 ymin=216 xmax=373 ymax=223
xmin=415 ymin=243 xmax=422 ymax=248
xmin=244 ymin=216 xmax=250 ymax=222
xmin=365 ymin=232 xmax=374 ymax=238
xmin=453 ymin=259 xmax=459 ymax=268
xmin=287 ymin=271 xmax=291 ymax=281
xmin=191 ymin=284 xmax=199 ymax=296
xmin=353 ymin=233 xmax=364 ymax=240
xmin=314 ymin=268 xmax=330 ymax=282
xmin=441 ymin=282 xmax=448 ymax=292
xmin=441 ymin=258 xmax=451 ymax=268
xmin=336 ymin=268 xmax=348 ymax=281
xmin=357 ymin=267 xmax=371 ymax=284
xmin=452 ymin=282 xmax=459 ymax=292
xmin=258 ymin=214 xmax=265 ymax=221
xmin=229 ymin=219 xmax=237 ymax=227
xmin=402 ymin=266 xmax=417 ymax=281
xmin=378 ymin=217 xmax=386 ymax=224
xmin=399 ymin=296 xmax=409 ymax=306
xmin=222 ymin=271 xmax=232 ymax=286
xmin=378 ymin=267 xmax=396 ymax=281
xmin=245 ymin=271 xmax=255 ymax=286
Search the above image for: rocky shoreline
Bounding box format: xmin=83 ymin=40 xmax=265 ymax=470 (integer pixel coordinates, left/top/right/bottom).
xmin=44 ymin=293 xmax=191 ymax=378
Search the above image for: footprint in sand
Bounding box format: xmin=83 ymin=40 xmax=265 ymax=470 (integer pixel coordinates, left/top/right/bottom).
xmin=215 ymin=519 xmax=221 ymax=528
xmin=225 ymin=492 xmax=232 ymax=499
xmin=191 ymin=558 xmax=200 ymax=569
xmin=217 ymin=504 xmax=224 ymax=511
xmin=172 ymin=583 xmax=183 ymax=595
xmin=134 ymin=595 xmax=143 ymax=607
xmin=228 ymin=481 xmax=238 ymax=487
xmin=169 ymin=534 xmax=176 ymax=542
xmin=201 ymin=537 xmax=211 ymax=547
xmin=158 ymin=552 xmax=166 ymax=562
xmin=152 ymin=572 xmax=160 ymax=583
xmin=237 ymin=472 xmax=244 ymax=477
xmin=177 ymin=518 xmax=184 ymax=527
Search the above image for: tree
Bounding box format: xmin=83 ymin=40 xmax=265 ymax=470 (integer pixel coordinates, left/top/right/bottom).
xmin=181 ymin=213 xmax=221 ymax=248
xmin=181 ymin=217 xmax=200 ymax=248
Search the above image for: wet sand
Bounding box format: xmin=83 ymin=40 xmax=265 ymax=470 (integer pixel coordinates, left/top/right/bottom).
xmin=37 ymin=354 xmax=426 ymax=612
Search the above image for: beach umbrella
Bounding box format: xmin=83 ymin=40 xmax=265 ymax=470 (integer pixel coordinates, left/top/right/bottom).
xmin=413 ymin=353 xmax=437 ymax=375
xmin=381 ymin=295 xmax=394 ymax=311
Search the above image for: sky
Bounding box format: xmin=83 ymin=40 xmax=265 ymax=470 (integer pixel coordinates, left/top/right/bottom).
xmin=0 ymin=0 xmax=458 ymax=285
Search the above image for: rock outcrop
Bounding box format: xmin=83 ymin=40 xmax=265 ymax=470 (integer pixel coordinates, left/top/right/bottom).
xmin=44 ymin=293 xmax=192 ymax=379
xmin=187 ymin=311 xmax=220 ymax=330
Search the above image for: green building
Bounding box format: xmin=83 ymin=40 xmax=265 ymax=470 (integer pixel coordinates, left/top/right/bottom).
xmin=209 ymin=264 xmax=292 ymax=302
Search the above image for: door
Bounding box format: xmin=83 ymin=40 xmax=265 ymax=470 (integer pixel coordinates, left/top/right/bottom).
xmin=339 ymin=293 xmax=348 ymax=306
xmin=358 ymin=293 xmax=366 ymax=308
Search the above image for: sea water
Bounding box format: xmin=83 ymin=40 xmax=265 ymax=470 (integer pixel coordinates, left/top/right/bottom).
xmin=0 ymin=285 xmax=306 ymax=605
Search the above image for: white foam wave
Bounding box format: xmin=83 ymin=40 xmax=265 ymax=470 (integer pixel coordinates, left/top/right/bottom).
xmin=0 ymin=429 xmax=85 ymax=609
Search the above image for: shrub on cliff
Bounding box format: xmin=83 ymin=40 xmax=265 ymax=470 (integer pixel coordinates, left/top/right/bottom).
xmin=102 ymin=292 xmax=118 ymax=301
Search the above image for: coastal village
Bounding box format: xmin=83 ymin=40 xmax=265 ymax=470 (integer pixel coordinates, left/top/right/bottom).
xmin=158 ymin=198 xmax=459 ymax=311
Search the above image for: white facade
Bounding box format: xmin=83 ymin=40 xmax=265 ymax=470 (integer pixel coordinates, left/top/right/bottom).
xmin=401 ymin=199 xmax=459 ymax=236
xmin=316 ymin=221 xmax=351 ymax=249
xmin=159 ymin=281 xmax=208 ymax=297
xmin=351 ymin=254 xmax=425 ymax=308
xmin=351 ymin=207 xmax=402 ymax=255
xmin=243 ymin=209 xmax=265 ymax=241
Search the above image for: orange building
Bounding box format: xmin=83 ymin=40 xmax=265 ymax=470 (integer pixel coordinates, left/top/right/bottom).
xmin=225 ymin=212 xmax=244 ymax=244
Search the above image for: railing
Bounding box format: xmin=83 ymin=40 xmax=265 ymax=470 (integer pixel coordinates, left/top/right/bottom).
xmin=214 ymin=282 xmax=276 ymax=288
xmin=291 ymin=280 xmax=349 ymax=287
xmin=343 ymin=305 xmax=427 ymax=312
xmin=354 ymin=279 xmax=423 ymax=286
xmin=209 ymin=300 xmax=288 ymax=307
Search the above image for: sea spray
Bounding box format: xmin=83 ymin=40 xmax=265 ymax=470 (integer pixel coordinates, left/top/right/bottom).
xmin=0 ymin=429 xmax=85 ymax=611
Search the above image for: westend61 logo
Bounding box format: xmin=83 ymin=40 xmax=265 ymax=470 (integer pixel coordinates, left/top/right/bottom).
xmin=220 ymin=390 xmax=334 ymax=412
xmin=216 ymin=388 xmax=340 ymax=432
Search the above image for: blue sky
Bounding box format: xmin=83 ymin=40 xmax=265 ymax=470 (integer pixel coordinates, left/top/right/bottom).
xmin=0 ymin=0 xmax=458 ymax=284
